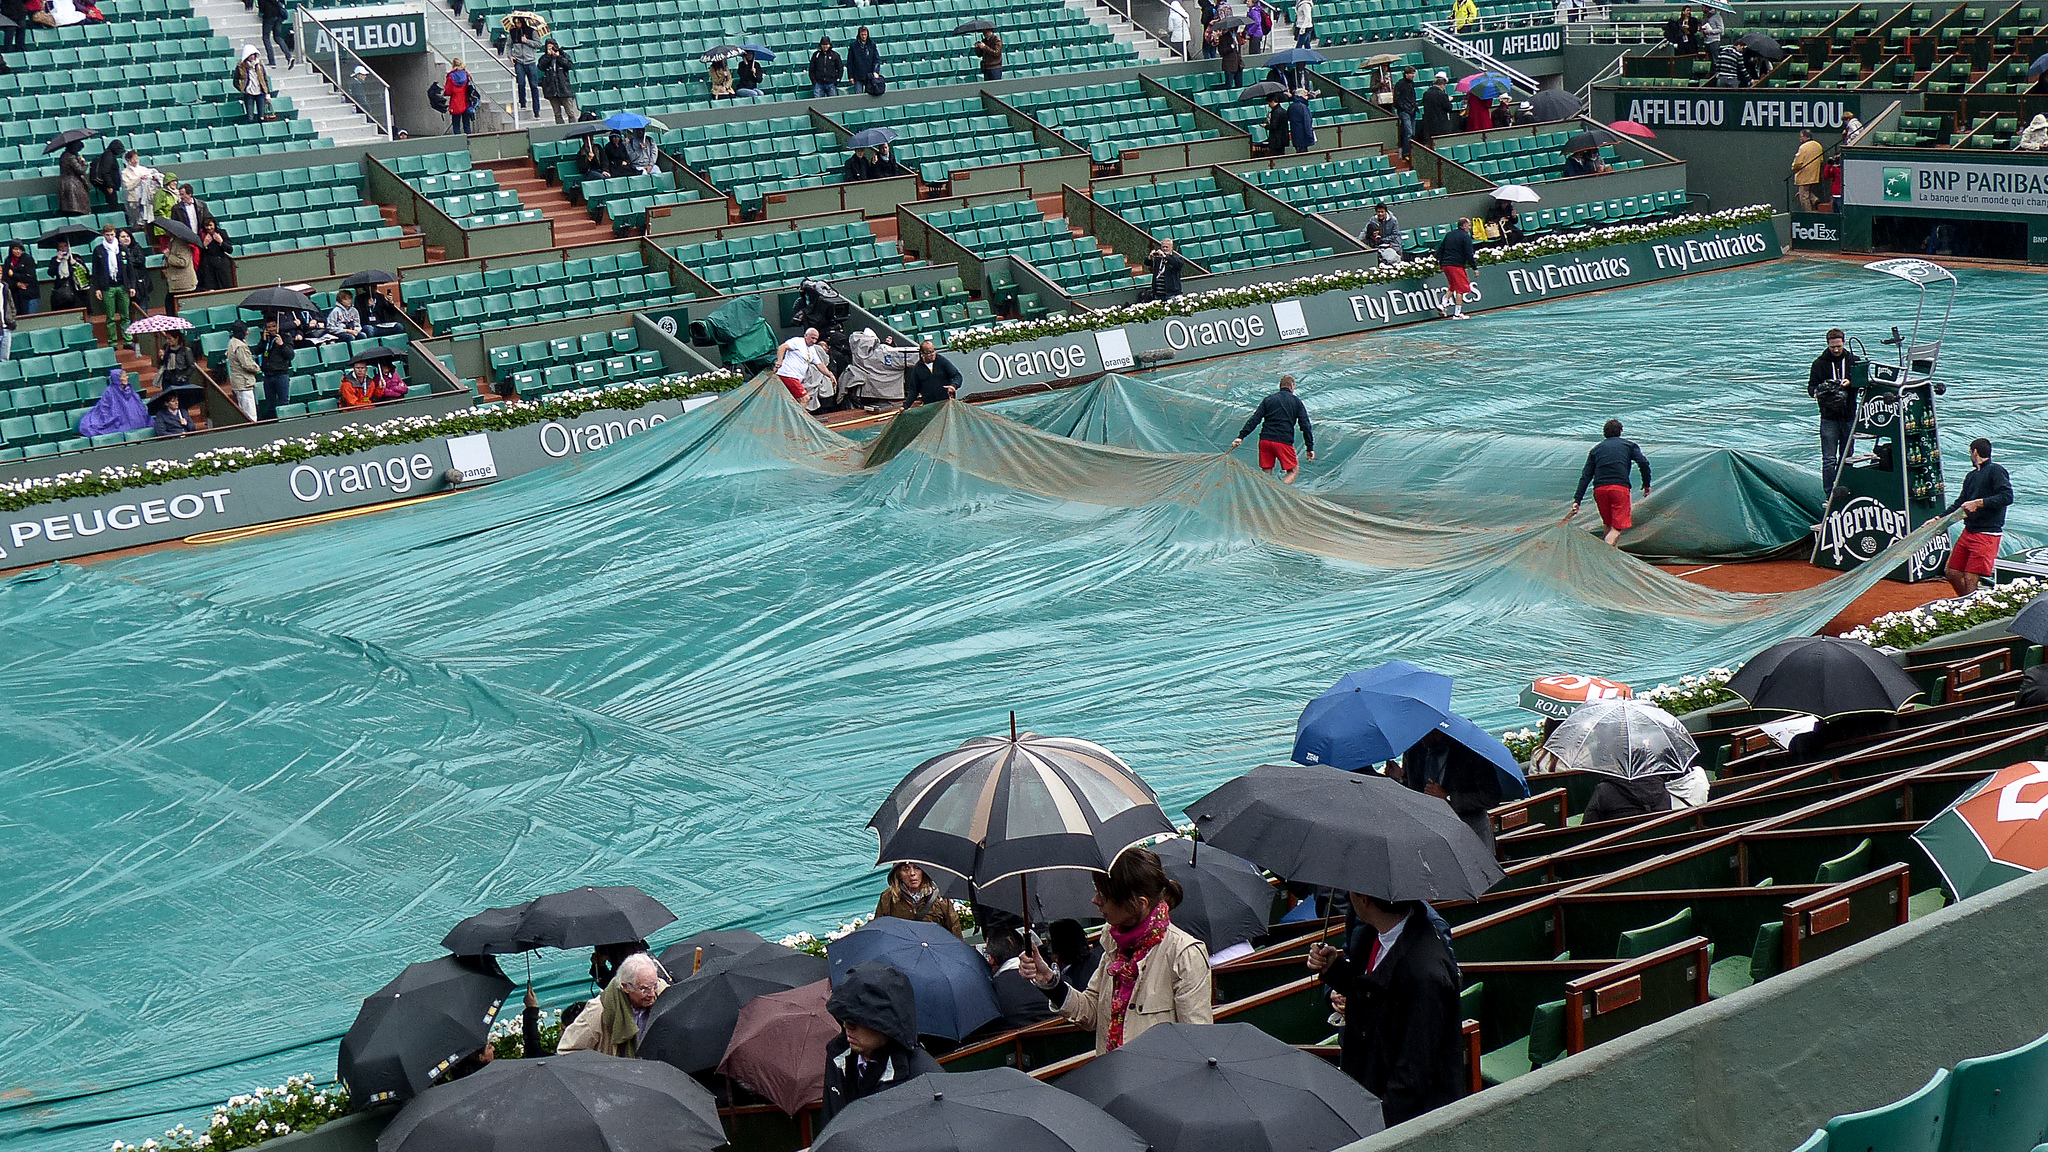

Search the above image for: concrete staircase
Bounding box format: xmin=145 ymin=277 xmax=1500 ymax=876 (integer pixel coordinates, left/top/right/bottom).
xmin=1070 ymin=0 xmax=1181 ymax=64
xmin=184 ymin=0 xmax=387 ymax=147
xmin=482 ymin=159 xmax=613 ymax=247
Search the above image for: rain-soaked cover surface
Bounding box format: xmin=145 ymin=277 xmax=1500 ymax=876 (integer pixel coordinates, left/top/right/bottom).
xmin=0 ymin=258 xmax=2018 ymax=1148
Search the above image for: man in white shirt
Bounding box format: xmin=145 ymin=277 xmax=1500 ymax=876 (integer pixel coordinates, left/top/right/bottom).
xmin=1294 ymin=0 xmax=1314 ymax=47
xmin=775 ymin=327 xmax=834 ymax=402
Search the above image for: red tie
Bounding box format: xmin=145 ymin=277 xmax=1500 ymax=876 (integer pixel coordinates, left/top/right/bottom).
xmin=1366 ymin=936 xmax=1382 ymax=971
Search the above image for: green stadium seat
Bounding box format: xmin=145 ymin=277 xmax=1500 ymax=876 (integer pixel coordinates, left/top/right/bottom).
xmin=1708 ymin=921 xmax=1784 ymax=999
xmin=1815 ymin=839 xmax=1872 ymax=884
xmin=1942 ymin=1030 xmax=2048 ymax=1152
xmin=1822 ymin=1068 xmax=1948 ymax=1152
xmin=1480 ymin=1000 xmax=1568 ymax=1086
xmin=1617 ymin=908 xmax=1694 ymax=958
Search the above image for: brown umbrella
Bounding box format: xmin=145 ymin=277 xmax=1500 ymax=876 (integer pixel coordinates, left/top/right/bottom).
xmin=716 ymin=979 xmax=837 ymax=1116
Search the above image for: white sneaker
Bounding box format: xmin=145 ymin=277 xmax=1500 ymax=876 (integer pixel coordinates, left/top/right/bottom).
xmin=1451 ymin=310 xmax=1469 ymax=319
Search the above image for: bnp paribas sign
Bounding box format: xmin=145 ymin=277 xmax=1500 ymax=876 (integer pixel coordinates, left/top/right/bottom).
xmin=1844 ymin=157 xmax=2048 ymax=216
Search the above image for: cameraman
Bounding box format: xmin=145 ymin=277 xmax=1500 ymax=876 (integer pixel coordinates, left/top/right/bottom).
xmin=1807 ymin=327 xmax=1859 ymax=492
xmin=1145 ymin=238 xmax=1185 ymax=302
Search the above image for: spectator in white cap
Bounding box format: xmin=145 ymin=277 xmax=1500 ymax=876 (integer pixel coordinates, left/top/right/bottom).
xmin=1420 ymin=71 xmax=1455 ymax=145
xmin=346 ymin=64 xmax=371 ymax=114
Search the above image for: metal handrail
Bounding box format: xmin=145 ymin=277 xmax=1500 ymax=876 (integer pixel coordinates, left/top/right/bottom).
xmin=1418 ymin=20 xmax=1540 ymax=91
xmin=294 ymin=5 xmax=394 ymax=138
xmin=1575 ymin=45 xmax=1630 ymax=102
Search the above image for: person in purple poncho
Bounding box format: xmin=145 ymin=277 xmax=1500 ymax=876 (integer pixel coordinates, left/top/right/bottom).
xmin=77 ymin=369 xmax=149 ymax=438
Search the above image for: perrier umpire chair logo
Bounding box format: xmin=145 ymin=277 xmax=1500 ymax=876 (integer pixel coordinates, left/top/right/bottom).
xmin=1816 ymin=495 xmax=1909 ymax=565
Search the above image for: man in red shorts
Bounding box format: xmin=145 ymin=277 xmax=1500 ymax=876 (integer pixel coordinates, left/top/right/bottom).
xmin=1231 ymin=374 xmax=1315 ymax=484
xmin=1569 ymin=418 xmax=1653 ymax=546
xmin=775 ymin=327 xmax=834 ymax=403
xmin=1435 ymin=217 xmax=1476 ymax=320
xmin=1943 ymin=437 xmax=2014 ymax=597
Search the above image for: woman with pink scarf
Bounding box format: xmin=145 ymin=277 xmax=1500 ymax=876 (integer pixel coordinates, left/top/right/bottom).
xmin=1019 ymin=847 xmax=1211 ymax=1051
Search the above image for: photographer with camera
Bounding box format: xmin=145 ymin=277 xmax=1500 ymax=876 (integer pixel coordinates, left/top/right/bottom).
xmin=1807 ymin=327 xmax=1859 ymax=493
xmin=1145 ymin=238 xmax=1186 ymax=302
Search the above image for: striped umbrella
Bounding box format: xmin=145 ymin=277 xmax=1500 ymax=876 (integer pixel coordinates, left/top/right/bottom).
xmin=868 ymin=717 xmax=1174 ymax=904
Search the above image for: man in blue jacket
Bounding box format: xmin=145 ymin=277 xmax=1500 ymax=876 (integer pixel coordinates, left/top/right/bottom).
xmin=1287 ymin=90 xmax=1317 ymax=153
xmin=1570 ymin=418 xmax=1653 ymax=546
xmin=1944 ymin=437 xmax=2014 ymax=597
xmin=1231 ymin=374 xmax=1315 ymax=483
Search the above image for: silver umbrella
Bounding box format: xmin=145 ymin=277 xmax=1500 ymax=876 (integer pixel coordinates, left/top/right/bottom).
xmin=1529 ymin=699 xmax=1697 ymax=779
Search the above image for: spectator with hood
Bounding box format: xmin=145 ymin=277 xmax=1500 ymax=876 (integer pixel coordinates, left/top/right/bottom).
xmin=445 ymin=58 xmax=475 ymax=133
xmin=821 ymin=962 xmax=943 ymax=1125
xmin=539 ymin=38 xmax=577 ymax=123
xmin=1287 ymin=88 xmax=1317 ymax=152
xmin=79 ymin=369 xmax=150 ymax=437
xmin=849 ymin=27 xmax=882 ymax=96
xmin=57 ymin=140 xmax=92 ymax=216
xmin=90 ymin=139 xmax=126 ymax=210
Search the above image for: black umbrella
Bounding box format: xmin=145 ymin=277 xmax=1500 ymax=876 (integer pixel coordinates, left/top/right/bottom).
xmin=2010 ymin=594 xmax=2048 ymax=645
xmin=1056 ymin=1022 xmax=1385 ymax=1152
xmin=813 ymin=1067 xmax=1147 ymax=1152
xmin=868 ymin=723 xmax=1173 ymax=911
xmin=561 ymin=122 xmax=608 ymax=139
xmin=1740 ymin=30 xmax=1786 ymax=59
xmin=951 ymin=867 xmax=1100 ymax=924
xmin=699 ymin=43 xmax=743 ymax=62
xmin=339 ymin=955 xmax=512 ymax=1108
xmin=340 ymin=268 xmax=398 ymax=290
xmin=1151 ymin=837 xmax=1274 ymax=952
xmin=1238 ymin=80 xmax=1288 ymax=101
xmin=151 ymin=218 xmax=201 ymax=246
xmin=1526 ymin=88 xmax=1580 ymax=122
xmin=847 ymin=127 xmax=899 ymax=151
xmin=376 ymin=1049 xmax=725 ymax=1152
xmin=1724 ymin=636 xmax=1924 ymax=718
xmin=44 ymin=128 xmax=98 ymax=154
xmin=1214 ymin=14 xmax=1249 ymax=29
xmin=1184 ymin=763 xmax=1504 ymax=903
xmin=351 ymin=347 xmax=405 ymax=366
xmin=442 ymin=900 xmax=534 ymax=956
xmin=655 ymin=928 xmax=773 ymax=980
xmin=38 ymin=223 xmax=99 ymax=248
xmin=513 ymin=884 xmax=677 ymax=950
xmin=954 ymin=18 xmax=997 ymax=33
xmin=241 ymin=285 xmax=317 ymax=312
xmin=1563 ymin=130 xmax=1604 ymax=154
xmin=639 ymin=944 xmax=828 ymax=1073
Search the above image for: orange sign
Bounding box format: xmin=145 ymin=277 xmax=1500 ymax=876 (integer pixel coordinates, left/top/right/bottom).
xmin=1953 ymin=761 xmax=2048 ymax=871
xmin=1530 ymin=675 xmax=1634 ymax=702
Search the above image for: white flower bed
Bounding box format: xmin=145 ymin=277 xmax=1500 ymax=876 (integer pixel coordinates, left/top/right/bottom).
xmin=1840 ymin=578 xmax=2043 ymax=651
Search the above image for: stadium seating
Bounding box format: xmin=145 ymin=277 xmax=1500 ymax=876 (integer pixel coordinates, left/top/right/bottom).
xmin=385 ymin=152 xmax=544 ymax=229
xmin=1440 ymin=134 xmax=1645 ymax=183
xmin=1098 ymin=178 xmax=1335 ymax=272
xmin=1514 ymin=190 xmax=1688 ymax=236
xmin=183 ymin=163 xmax=405 ymax=255
xmin=922 ymin=199 xmax=1148 ymax=296
xmin=578 ymin=172 xmax=704 ymax=234
xmin=669 ymin=223 xmax=921 ymax=296
xmin=1005 ymin=81 xmax=1224 ymax=164
xmin=858 ymin=276 xmax=993 ymax=344
xmin=1241 ymin=154 xmax=1442 ymax=213
xmin=494 ymin=327 xmax=667 ymax=399
xmin=668 ymin=117 xmax=847 ymax=215
xmin=0 ymin=324 xmax=124 ymax=459
xmin=404 ymin=252 xmax=696 ymax=336
xmin=463 ymin=0 xmax=1136 ymax=116
xmin=1158 ymin=71 xmax=1362 ymax=140
xmin=840 ymin=100 xmax=1068 ymax=188
xmin=1313 ymin=0 xmax=1549 ymax=43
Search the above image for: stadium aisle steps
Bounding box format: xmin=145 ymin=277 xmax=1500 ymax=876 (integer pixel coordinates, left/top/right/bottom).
xmin=482 ymin=160 xmax=615 ymax=247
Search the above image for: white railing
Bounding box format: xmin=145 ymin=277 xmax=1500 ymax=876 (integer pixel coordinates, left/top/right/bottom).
xmin=1575 ymin=45 xmax=1630 ymax=102
xmin=294 ymin=5 xmax=395 ymax=138
xmin=1565 ymin=17 xmax=1681 ymax=45
xmin=1418 ymin=20 xmax=1540 ymax=91
xmin=419 ymin=3 xmax=520 ymax=132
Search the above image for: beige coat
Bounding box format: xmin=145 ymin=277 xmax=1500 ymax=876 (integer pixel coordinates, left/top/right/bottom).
xmin=164 ymin=246 xmax=197 ymax=294
xmin=1054 ymin=922 xmax=1212 ymax=1053
xmin=226 ymin=337 xmax=259 ymax=391
xmin=556 ymin=976 xmax=668 ymax=1056
xmin=874 ymin=882 xmax=963 ymax=937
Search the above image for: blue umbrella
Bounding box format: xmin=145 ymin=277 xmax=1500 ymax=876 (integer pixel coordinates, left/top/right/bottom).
xmin=741 ymin=43 xmax=776 ymax=61
xmin=1264 ymin=46 xmax=1326 ymax=66
xmin=2030 ymin=53 xmax=2048 ymax=80
xmin=602 ymin=111 xmax=651 ymax=130
xmin=825 ymin=918 xmax=1000 ymax=1040
xmin=1291 ymin=661 xmax=1453 ymax=771
xmin=1464 ymin=73 xmax=1513 ymax=101
xmin=1434 ymin=712 xmax=1531 ymax=799
xmin=846 ymin=127 xmax=898 ymax=151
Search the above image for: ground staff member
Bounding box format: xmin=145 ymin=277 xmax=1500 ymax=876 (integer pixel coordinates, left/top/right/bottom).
xmin=1944 ymin=437 xmax=2014 ymax=598
xmin=1570 ymin=418 xmax=1652 ymax=546
xmin=1231 ymin=374 xmax=1315 ymax=484
xmin=1806 ymin=326 xmax=1858 ymax=492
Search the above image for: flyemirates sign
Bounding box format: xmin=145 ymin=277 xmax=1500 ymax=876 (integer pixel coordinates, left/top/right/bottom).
xmin=960 ymin=223 xmax=1781 ymax=395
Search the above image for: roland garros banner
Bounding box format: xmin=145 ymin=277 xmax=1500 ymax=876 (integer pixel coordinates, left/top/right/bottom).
xmin=0 ymin=397 xmax=713 ymax=569
xmin=961 ymin=221 xmax=1780 ymax=395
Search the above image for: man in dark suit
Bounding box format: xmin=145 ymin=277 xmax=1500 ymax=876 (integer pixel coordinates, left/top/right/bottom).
xmin=903 ymin=339 xmax=961 ymax=408
xmin=1308 ymin=894 xmax=1465 ymax=1127
xmin=985 ymin=930 xmax=1057 ymax=1031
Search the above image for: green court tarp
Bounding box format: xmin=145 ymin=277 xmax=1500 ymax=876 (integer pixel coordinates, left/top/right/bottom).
xmin=0 ymin=259 xmax=2018 ymax=1150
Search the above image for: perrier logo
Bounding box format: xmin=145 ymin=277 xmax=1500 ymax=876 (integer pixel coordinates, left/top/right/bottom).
xmin=1883 ymin=167 xmax=1913 ymax=201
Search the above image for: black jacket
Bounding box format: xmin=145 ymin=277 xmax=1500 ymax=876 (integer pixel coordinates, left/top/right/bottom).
xmin=1575 ymin=436 xmax=1652 ymax=501
xmin=1583 ymin=775 xmax=1674 ymax=824
xmin=1263 ymin=103 xmax=1290 ymax=148
xmin=1148 ymin=249 xmax=1185 ymax=297
xmin=89 ymin=241 xmax=137 ymax=294
xmin=539 ymin=50 xmax=574 ymax=99
xmin=810 ymin=47 xmax=843 ymax=84
xmin=1393 ymin=76 xmax=1418 ymax=115
xmin=1320 ymin=908 xmax=1466 ymax=1126
xmin=1420 ymin=84 xmax=1454 ymax=140
xmin=1435 ymin=226 xmax=1474 ymax=269
xmin=735 ymin=57 xmax=764 ymax=90
xmin=905 ymin=354 xmax=962 ymax=406
xmin=256 ymin=331 xmax=294 ymax=373
xmin=848 ymin=39 xmax=881 ymax=82
xmin=1362 ymin=212 xmax=1401 ymax=249
xmin=1239 ymin=389 xmax=1313 ymax=450
xmin=821 ymin=962 xmax=943 ymax=1126
xmin=990 ymin=967 xmax=1058 ymax=1031
xmin=1806 ymin=349 xmax=1859 ymax=419
xmin=1948 ymin=460 xmax=2015 ymax=534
